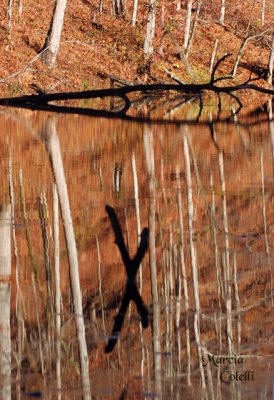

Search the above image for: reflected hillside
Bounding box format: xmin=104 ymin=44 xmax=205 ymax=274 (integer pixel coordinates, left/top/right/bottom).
xmin=0 ymin=105 xmax=273 ymax=398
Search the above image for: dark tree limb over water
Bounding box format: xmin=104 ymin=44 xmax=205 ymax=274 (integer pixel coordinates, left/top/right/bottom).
xmin=0 ymin=55 xmax=273 ymax=120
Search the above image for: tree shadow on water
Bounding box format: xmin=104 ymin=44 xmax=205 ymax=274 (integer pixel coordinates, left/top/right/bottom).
xmin=104 ymin=205 xmax=149 ymax=354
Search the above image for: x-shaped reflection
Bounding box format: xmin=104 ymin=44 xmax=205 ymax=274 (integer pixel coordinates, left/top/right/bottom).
xmin=105 ymin=205 xmax=149 ymax=353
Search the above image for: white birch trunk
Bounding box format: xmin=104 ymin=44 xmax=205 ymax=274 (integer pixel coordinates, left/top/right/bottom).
xmin=268 ymin=35 xmax=274 ymax=85
xmin=219 ymin=0 xmax=225 ymax=25
xmin=184 ymin=0 xmax=192 ymax=51
xmin=131 ymin=0 xmax=138 ymax=26
xmin=231 ymin=36 xmax=250 ymax=78
xmin=43 ymin=119 xmax=91 ymax=400
xmin=0 ymin=205 xmax=12 ymax=400
xmin=261 ymin=0 xmax=265 ymax=26
xmin=8 ymin=0 xmax=13 ymax=33
xmin=41 ymin=0 xmax=67 ymax=67
xmin=144 ymin=0 xmax=156 ymax=55
xmin=209 ymin=38 xmax=219 ymax=74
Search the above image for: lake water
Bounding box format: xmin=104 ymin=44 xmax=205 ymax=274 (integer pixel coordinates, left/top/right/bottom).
xmin=0 ymin=100 xmax=273 ymax=399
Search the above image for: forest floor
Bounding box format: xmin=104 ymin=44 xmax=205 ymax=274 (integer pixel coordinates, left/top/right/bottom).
xmin=0 ymin=0 xmax=273 ymax=102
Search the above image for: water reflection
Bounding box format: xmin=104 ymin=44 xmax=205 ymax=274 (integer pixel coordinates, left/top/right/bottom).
xmin=0 ymin=102 xmax=273 ymax=398
xmin=104 ymin=205 xmax=149 ymax=353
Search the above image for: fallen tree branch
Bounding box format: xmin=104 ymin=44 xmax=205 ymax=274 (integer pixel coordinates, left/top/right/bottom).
xmin=0 ymin=55 xmax=273 ymax=118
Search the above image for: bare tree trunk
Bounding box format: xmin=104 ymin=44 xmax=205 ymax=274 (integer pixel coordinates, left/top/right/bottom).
xmin=185 ymin=0 xmax=202 ymax=56
xmin=231 ymin=36 xmax=250 ymax=78
xmin=8 ymin=0 xmax=13 ymax=33
xmin=41 ymin=0 xmax=67 ymax=67
xmin=209 ymin=38 xmax=219 ymax=74
xmin=184 ymin=0 xmax=192 ymax=51
xmin=232 ymin=0 xmax=256 ymax=78
xmin=268 ymin=35 xmax=274 ymax=85
xmin=131 ymin=0 xmax=138 ymax=26
xmin=261 ymin=0 xmax=265 ymax=25
xmin=42 ymin=119 xmax=91 ymax=400
xmin=144 ymin=0 xmax=156 ymax=55
xmin=99 ymin=0 xmax=103 ymax=13
xmin=219 ymin=0 xmax=225 ymax=25
xmin=0 ymin=205 xmax=12 ymax=400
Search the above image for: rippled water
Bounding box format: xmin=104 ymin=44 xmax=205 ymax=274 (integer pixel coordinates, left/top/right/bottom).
xmin=0 ymin=102 xmax=273 ymax=399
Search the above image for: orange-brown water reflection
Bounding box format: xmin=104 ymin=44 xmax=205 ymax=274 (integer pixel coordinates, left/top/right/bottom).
xmin=0 ymin=106 xmax=273 ymax=399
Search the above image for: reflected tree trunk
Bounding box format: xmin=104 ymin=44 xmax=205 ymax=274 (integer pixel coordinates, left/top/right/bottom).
xmin=143 ymin=127 xmax=162 ymax=397
xmin=183 ymin=131 xmax=200 ymax=312
xmin=42 ymin=119 xmax=91 ymax=400
xmin=9 ymin=156 xmax=22 ymax=400
xmin=260 ymin=150 xmax=269 ymax=255
xmin=183 ymin=130 xmax=207 ymax=392
xmin=210 ymin=171 xmax=222 ymax=310
xmin=176 ymin=166 xmax=191 ymax=384
xmin=0 ymin=204 xmax=12 ymax=400
xmin=218 ymin=151 xmax=233 ymax=355
xmin=233 ymin=252 xmax=241 ymax=353
xmin=96 ymin=235 xmax=106 ymax=340
xmin=53 ymin=183 xmax=62 ymax=397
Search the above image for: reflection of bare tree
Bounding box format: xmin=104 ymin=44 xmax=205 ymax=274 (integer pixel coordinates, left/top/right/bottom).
xmin=268 ymin=100 xmax=274 ymax=302
xmin=0 ymin=204 xmax=11 ymax=400
xmin=260 ymin=150 xmax=269 ymax=255
xmin=131 ymin=152 xmax=146 ymax=383
xmin=143 ymin=127 xmax=162 ymax=397
xmin=176 ymin=166 xmax=191 ymax=384
xmin=218 ymin=151 xmax=233 ymax=355
xmin=53 ymin=183 xmax=62 ymax=398
xmin=183 ymin=132 xmax=200 ymax=312
xmin=42 ymin=119 xmax=91 ymax=400
xmin=183 ymin=130 xmax=207 ymax=392
xmin=9 ymin=156 xmax=23 ymax=400
xmin=233 ymin=252 xmax=241 ymax=353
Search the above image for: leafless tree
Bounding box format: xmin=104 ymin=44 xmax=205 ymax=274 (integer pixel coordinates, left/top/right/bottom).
xmin=131 ymin=0 xmax=138 ymax=26
xmin=268 ymin=34 xmax=274 ymax=84
xmin=144 ymin=0 xmax=157 ymax=54
xmin=184 ymin=0 xmax=192 ymax=51
xmin=41 ymin=0 xmax=67 ymax=67
xmin=219 ymin=0 xmax=225 ymax=25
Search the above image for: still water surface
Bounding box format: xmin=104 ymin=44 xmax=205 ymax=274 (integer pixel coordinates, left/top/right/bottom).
xmin=0 ymin=103 xmax=273 ymax=399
